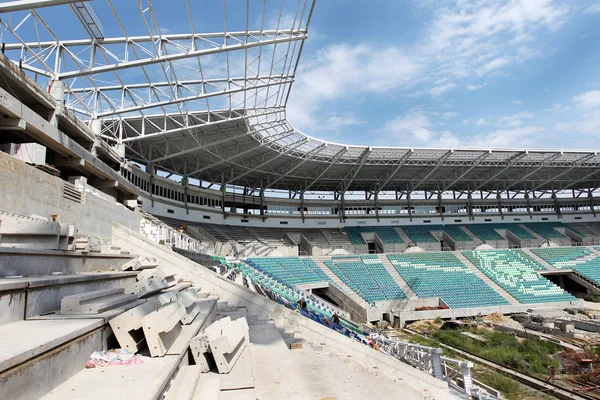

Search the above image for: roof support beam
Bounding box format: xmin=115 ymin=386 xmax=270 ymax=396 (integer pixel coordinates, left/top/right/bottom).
xmin=376 ymin=150 xmax=414 ymax=193
xmin=150 ymin=121 xmax=286 ymax=163
xmin=303 ymin=147 xmax=348 ymax=193
xmin=338 ymin=147 xmax=371 ymax=194
xmin=412 ymin=150 xmax=453 ymax=192
xmin=261 ymin=143 xmax=327 ymax=190
xmin=473 ymin=152 xmax=528 ymax=191
xmin=503 ymin=153 xmax=563 ymax=191
xmin=441 ymin=151 xmax=491 ymax=192
xmin=185 ymin=130 xmax=296 ymax=176
xmin=530 ymin=153 xmax=598 ymax=191
xmin=0 ymin=0 xmax=86 ymax=13
xmin=225 ymin=138 xmax=308 ymax=184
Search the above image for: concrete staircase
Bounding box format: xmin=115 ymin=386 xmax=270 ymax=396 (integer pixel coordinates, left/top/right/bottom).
xmin=459 ymin=226 xmax=482 ymax=242
xmin=521 ymin=249 xmax=556 ymax=270
xmin=394 ymin=227 xmax=413 ymax=244
xmin=377 ymin=255 xmax=417 ymax=299
xmin=455 ymin=252 xmax=520 ymax=305
xmin=312 ymin=257 xmax=371 ymax=309
xmin=519 ymin=224 xmax=544 ymax=240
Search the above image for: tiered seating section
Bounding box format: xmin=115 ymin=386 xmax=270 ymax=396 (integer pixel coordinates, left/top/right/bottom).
xmin=387 ymin=252 xmax=509 ymax=308
xmin=525 ymin=222 xmax=568 ymax=239
xmin=246 ymin=257 xmax=332 ymax=286
xmin=344 ymin=226 xmax=404 ymax=244
xmin=463 ymin=250 xmax=575 ymax=304
xmin=399 ymin=226 xmax=438 ymax=243
xmin=324 ymin=256 xmax=406 ymax=305
xmin=531 ymin=247 xmax=600 ymax=285
xmin=462 ymin=224 xmax=504 ymax=241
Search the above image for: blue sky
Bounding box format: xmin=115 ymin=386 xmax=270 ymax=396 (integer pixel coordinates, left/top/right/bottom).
xmin=286 ymin=0 xmax=600 ymax=150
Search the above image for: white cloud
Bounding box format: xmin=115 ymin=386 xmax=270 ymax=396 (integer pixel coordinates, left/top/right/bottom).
xmin=476 ymin=118 xmax=487 ymax=126
xmin=380 ymin=109 xmax=435 ymax=144
xmin=481 ymin=57 xmax=512 ymax=74
xmin=288 ymin=44 xmax=421 ymax=129
xmin=468 ymin=126 xmax=545 ymax=148
xmin=512 ymin=100 xmax=523 ymax=105
xmin=289 ymin=0 xmax=573 ymax=135
xmin=466 ymin=83 xmax=487 ymax=90
xmin=573 ymin=90 xmax=600 ymax=110
xmin=440 ymin=112 xmax=460 ymax=119
xmin=586 ymin=4 xmax=600 ymax=14
xmin=319 ymin=113 xmax=364 ymax=133
xmin=429 ymin=83 xmax=457 ymax=96
xmin=502 ymin=111 xmax=534 ymax=127
xmin=543 ymin=103 xmax=570 ymax=112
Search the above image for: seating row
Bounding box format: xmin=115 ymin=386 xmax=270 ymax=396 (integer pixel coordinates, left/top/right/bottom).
xmin=387 ymin=252 xmax=509 ymax=309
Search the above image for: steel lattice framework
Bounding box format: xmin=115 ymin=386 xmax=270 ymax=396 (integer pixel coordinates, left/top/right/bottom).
xmin=1 ymin=0 xmax=600 ymax=196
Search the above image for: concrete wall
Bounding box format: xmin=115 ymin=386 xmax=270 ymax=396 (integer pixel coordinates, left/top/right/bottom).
xmin=0 ymin=151 xmax=140 ymax=241
xmin=112 ymin=223 xmax=451 ymax=399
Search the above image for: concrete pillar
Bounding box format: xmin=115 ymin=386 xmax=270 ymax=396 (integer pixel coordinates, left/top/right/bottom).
xmin=90 ymin=118 xmax=102 ymax=156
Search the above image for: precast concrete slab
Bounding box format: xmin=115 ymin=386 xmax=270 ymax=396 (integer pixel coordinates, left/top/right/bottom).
xmin=60 ymin=288 xmax=138 ymax=314
xmin=30 ymin=299 xmax=146 ymax=323
xmin=109 ymin=297 xmax=164 ymax=352
xmin=40 ymin=354 xmax=180 ymax=400
xmin=219 ymin=345 xmax=254 ymax=391
xmin=209 ymin=317 xmax=250 ymax=374
xmin=192 ymin=373 xmax=221 ymax=399
xmin=166 ymin=299 xmax=217 ymax=356
xmin=122 ymin=256 xmax=159 ymax=271
xmin=142 ymin=300 xmax=186 ymax=357
xmin=126 ymin=276 xmax=171 ymax=298
xmin=164 ymin=365 xmax=202 ymax=400
xmin=0 ymin=319 xmax=103 ymax=373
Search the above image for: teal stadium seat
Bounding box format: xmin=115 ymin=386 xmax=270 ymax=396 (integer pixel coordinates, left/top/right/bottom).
xmin=343 ymin=226 xmax=404 ymax=244
xmin=463 ymin=250 xmax=575 ymax=304
xmin=531 ymin=247 xmax=600 ymax=286
xmin=524 ymin=222 xmax=567 ymax=239
xmin=387 ymin=252 xmax=509 ymax=308
xmin=324 ymin=255 xmax=406 ymax=305
xmin=399 ymin=225 xmax=438 ymax=243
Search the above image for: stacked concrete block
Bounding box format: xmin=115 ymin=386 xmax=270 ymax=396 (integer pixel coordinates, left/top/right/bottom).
xmin=190 ymin=316 xmax=250 ymax=374
xmin=121 ymin=256 xmax=159 ymax=271
xmin=142 ymin=300 xmax=186 ymax=357
xmin=125 ymin=267 xmax=175 ymax=298
xmin=109 ymin=297 xmax=164 ymax=353
xmin=60 ymin=288 xmax=137 ymax=315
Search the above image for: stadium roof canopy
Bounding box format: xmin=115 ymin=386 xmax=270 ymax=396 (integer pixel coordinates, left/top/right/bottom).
xmin=1 ymin=0 xmax=600 ymax=194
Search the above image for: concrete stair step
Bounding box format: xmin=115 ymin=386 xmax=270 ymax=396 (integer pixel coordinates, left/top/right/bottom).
xmin=164 ymin=365 xmax=202 ymax=400
xmin=41 ymin=355 xmax=181 ymax=400
xmin=521 ymin=249 xmax=556 ymax=270
xmin=377 ymin=255 xmax=417 ymax=299
xmin=193 ymin=373 xmax=221 ymax=400
xmin=0 ymin=319 xmax=104 ymax=400
xmin=313 ymin=259 xmax=370 ymax=309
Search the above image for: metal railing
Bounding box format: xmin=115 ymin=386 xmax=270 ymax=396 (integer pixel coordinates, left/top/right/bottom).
xmin=370 ymin=334 xmax=498 ymax=399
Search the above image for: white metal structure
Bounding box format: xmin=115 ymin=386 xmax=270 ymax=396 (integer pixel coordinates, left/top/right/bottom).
xmin=2 ymin=0 xmax=600 ymax=199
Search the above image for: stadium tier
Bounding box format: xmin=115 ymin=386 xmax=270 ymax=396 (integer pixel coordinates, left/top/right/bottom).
xmin=246 ymin=257 xmax=332 ymax=286
xmin=459 ymin=224 xmax=505 ymax=241
xmin=387 ymin=252 xmax=509 ymax=308
xmin=463 ymin=250 xmax=576 ymax=304
xmin=344 ymin=226 xmax=404 ymax=244
xmin=324 ymin=256 xmax=406 ymax=305
xmin=398 ymin=226 xmax=438 ymax=243
xmin=530 ymin=247 xmax=600 ymax=286
xmin=524 ymin=222 xmax=568 ymax=239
